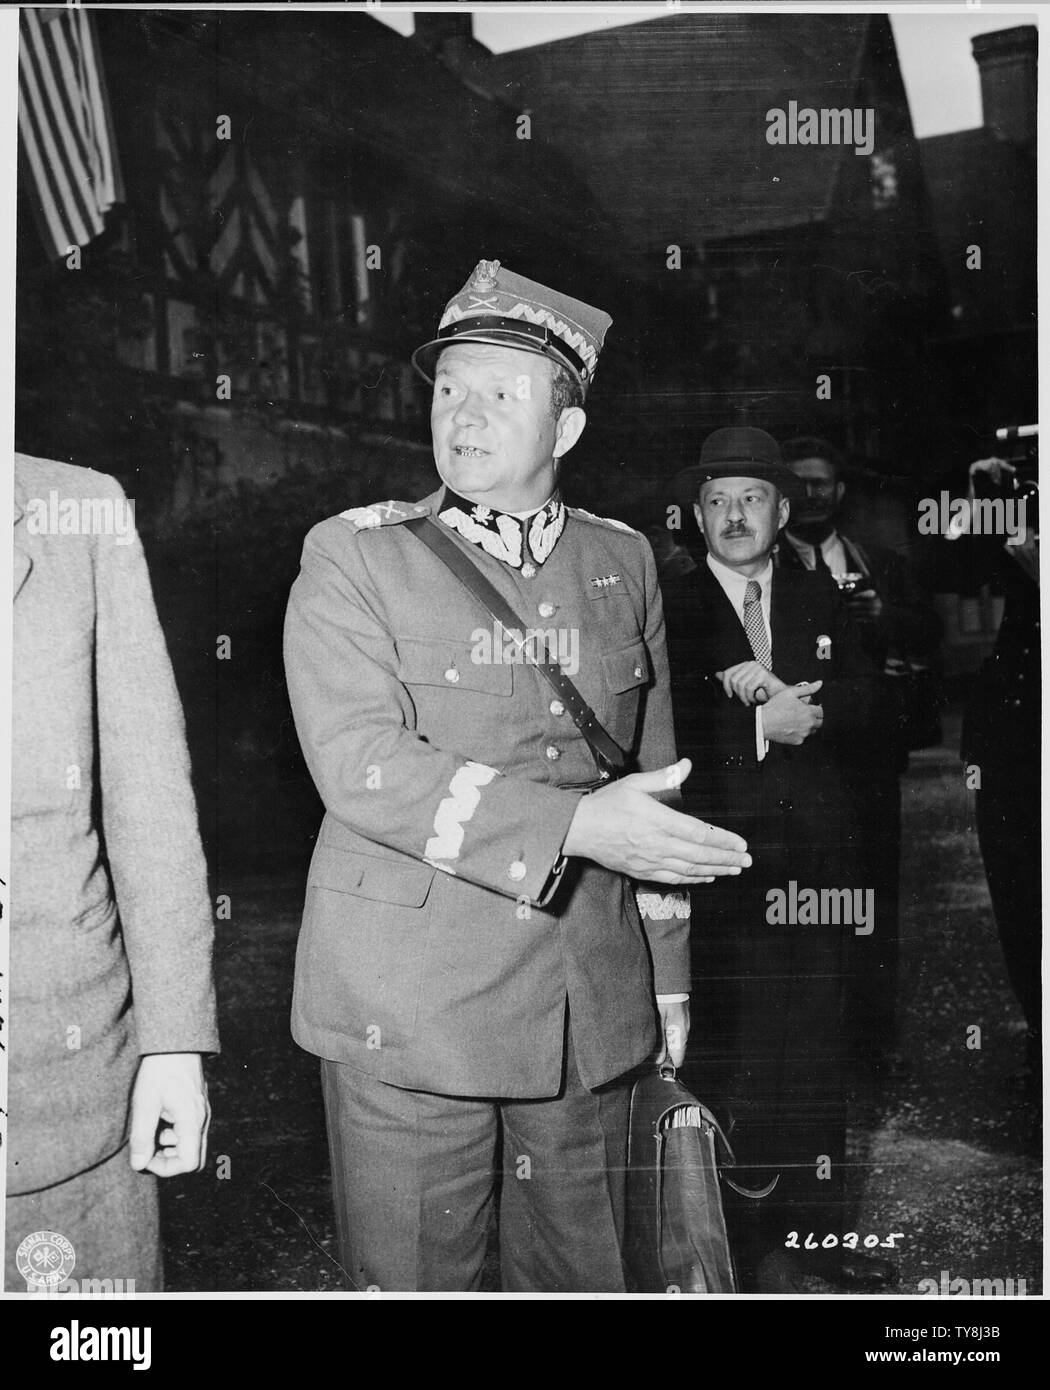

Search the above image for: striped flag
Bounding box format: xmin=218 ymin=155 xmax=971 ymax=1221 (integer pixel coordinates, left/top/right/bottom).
xmin=18 ymin=7 xmax=124 ymax=259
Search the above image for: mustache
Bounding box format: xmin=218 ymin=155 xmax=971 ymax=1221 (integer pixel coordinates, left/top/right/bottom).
xmin=721 ymin=524 xmax=754 ymax=537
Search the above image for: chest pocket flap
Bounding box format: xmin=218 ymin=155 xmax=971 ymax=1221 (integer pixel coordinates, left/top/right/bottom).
xmin=397 ymin=637 xmax=513 ymax=696
xmin=602 ymin=642 xmax=650 ymax=694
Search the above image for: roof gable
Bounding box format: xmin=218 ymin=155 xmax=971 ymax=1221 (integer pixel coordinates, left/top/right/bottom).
xmin=488 ymin=12 xmax=885 ymax=248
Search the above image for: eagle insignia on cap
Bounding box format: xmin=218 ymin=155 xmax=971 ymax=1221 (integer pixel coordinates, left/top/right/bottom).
xmin=469 ymin=259 xmax=501 ymax=292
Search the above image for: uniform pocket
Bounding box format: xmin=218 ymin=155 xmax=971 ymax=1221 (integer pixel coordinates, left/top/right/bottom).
xmin=298 ymin=846 xmax=435 ymax=1049
xmin=308 ymin=844 xmax=435 ymax=907
xmin=600 ymin=641 xmax=650 ymax=748
xmin=396 ymin=636 xmax=513 ymax=696
xmin=603 ymin=642 xmax=650 ymax=694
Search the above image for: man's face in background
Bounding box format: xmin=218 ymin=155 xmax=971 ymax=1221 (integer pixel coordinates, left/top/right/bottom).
xmin=694 ymin=476 xmax=789 ymax=574
xmin=788 ymin=455 xmax=845 ymax=530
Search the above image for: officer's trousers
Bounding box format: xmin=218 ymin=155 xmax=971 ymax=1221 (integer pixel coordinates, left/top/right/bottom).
xmin=321 ymin=1020 xmax=630 ymax=1292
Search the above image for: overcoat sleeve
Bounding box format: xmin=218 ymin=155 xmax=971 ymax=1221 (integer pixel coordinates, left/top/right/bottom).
xmin=95 ymin=478 xmax=219 ymax=1056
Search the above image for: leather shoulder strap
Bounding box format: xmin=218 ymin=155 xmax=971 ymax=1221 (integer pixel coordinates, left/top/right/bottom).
xmin=405 ymin=515 xmax=626 ymax=774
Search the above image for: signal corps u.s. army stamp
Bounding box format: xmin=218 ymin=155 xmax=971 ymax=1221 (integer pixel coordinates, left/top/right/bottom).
xmin=15 ymin=1230 xmax=76 ymax=1291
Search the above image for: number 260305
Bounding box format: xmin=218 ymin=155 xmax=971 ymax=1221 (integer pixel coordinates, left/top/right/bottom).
xmin=785 ymin=1231 xmax=904 ymax=1250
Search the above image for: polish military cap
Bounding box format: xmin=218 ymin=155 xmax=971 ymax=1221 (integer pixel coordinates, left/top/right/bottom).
xmin=412 ymin=259 xmax=612 ymax=396
xmin=673 ymin=426 xmax=805 ymax=510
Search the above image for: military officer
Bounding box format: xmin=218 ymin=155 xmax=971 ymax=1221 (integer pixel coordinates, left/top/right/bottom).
xmin=283 ymin=260 xmax=750 ymax=1292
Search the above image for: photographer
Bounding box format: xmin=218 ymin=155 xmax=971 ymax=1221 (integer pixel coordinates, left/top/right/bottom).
xmin=960 ymin=453 xmax=1040 ymax=1088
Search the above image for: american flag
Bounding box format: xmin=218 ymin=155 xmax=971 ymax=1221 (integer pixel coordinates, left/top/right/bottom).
xmin=18 ymin=7 xmax=124 ymax=258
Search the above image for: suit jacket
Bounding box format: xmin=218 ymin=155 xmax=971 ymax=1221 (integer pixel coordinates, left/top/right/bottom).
xmin=777 ymin=531 xmax=943 ymax=667
xmin=9 ymin=455 xmax=219 ymax=1195
xmin=664 ymin=560 xmax=887 ymax=874
xmin=776 ymin=532 xmax=941 ymax=770
xmin=283 ymin=490 xmax=690 ymax=1098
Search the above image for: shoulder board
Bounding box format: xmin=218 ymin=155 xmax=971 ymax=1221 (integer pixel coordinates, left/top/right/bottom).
xmin=337 ymin=500 xmax=431 ymax=531
xmin=568 ymin=506 xmax=641 ymax=537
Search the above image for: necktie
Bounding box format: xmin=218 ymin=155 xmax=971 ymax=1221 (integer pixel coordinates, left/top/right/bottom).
xmin=743 ymin=579 xmax=771 ymax=667
xmin=812 ymin=544 xmax=830 ymax=573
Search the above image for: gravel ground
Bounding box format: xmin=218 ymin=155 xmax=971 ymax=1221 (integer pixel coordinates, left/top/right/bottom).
xmin=160 ymin=714 xmax=1041 ymax=1294
xmin=846 ymin=720 xmax=1041 ymax=1299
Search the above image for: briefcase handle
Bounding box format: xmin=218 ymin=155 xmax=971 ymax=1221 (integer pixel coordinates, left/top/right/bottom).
xmin=638 ymin=1062 xmax=780 ymax=1201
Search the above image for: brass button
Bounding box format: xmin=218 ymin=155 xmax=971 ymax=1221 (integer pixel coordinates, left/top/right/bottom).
xmin=521 ymin=563 xmax=537 ymax=579
xmin=549 ymin=699 xmax=565 ymax=717
xmin=633 ymin=664 xmax=643 ymax=679
xmin=545 ymin=745 xmax=561 ymax=761
xmin=538 ymin=601 xmax=556 ymax=618
xmin=508 ymin=860 xmax=527 ymax=881
xmin=444 ymin=667 xmax=460 ymax=683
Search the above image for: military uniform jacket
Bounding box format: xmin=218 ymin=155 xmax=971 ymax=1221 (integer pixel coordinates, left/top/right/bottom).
xmin=283 ymin=489 xmax=691 ymax=1098
xmin=10 ymin=455 xmax=219 ymax=1195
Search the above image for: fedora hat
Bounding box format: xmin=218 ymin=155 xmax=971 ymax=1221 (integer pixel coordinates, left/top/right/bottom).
xmin=672 ymin=427 xmax=804 ymax=512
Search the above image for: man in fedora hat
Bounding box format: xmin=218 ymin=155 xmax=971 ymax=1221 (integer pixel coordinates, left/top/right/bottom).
xmin=283 ymin=261 xmax=750 ymax=1291
xmin=664 ymin=426 xmax=895 ymax=1293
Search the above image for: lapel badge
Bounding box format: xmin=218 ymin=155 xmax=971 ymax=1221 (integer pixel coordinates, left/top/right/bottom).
xmin=589 ymin=574 xmax=622 ymax=590
xmin=469 ymin=260 xmax=501 ymax=292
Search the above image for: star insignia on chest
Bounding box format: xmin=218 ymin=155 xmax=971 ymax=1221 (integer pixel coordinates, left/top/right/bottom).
xmin=589 ymin=574 xmax=622 ymax=590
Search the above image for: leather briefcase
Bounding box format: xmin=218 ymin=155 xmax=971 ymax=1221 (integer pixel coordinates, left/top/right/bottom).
xmin=623 ymin=1063 xmax=743 ymax=1294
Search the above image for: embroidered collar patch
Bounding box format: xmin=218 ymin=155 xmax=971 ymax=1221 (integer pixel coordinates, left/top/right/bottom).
xmin=437 ymin=489 xmax=566 ymax=570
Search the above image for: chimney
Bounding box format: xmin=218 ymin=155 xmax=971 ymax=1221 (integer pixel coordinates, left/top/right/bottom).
xmin=972 ymin=25 xmax=1037 ymax=146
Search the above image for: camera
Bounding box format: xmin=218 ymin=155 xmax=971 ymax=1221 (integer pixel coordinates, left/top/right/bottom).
xmin=833 ymin=571 xmax=866 ymax=594
xmin=984 ymin=424 xmax=1038 ymax=503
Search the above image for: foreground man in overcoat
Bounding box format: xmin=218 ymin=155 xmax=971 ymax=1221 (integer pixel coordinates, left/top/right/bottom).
xmin=7 ymin=453 xmax=217 ymax=1292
